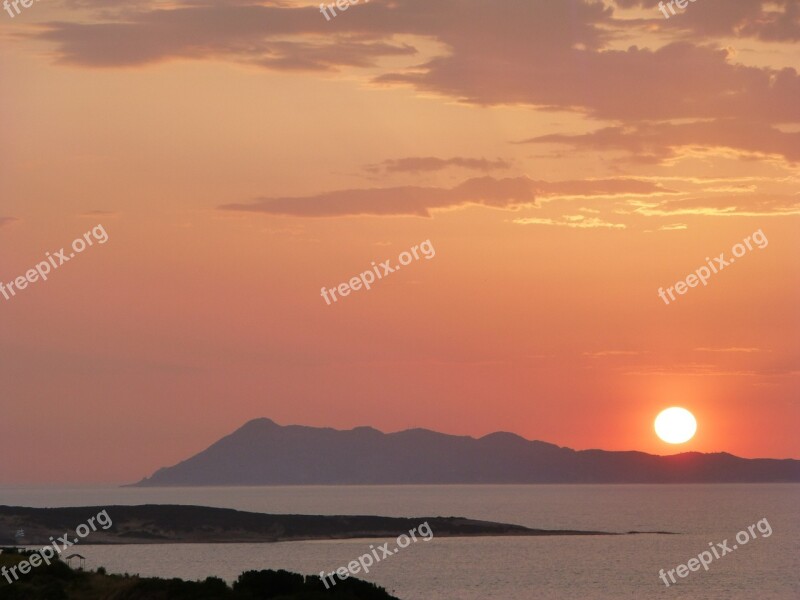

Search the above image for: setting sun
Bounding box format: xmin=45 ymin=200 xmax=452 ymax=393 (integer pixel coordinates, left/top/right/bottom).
xmin=654 ymin=407 xmax=697 ymax=444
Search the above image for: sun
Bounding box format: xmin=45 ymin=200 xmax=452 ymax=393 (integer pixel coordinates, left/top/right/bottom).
xmin=654 ymin=407 xmax=697 ymax=444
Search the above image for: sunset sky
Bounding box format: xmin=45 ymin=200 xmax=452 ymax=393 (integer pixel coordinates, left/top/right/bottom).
xmin=1 ymin=0 xmax=798 ymax=484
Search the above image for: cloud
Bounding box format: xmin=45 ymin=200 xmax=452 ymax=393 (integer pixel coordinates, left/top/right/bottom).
xmin=694 ymin=347 xmax=767 ymax=353
xmin=658 ymin=223 xmax=687 ymax=231
xmin=33 ymin=1 xmax=800 ymax=127
xmin=0 ymin=217 xmax=19 ymax=228
xmin=513 ymin=215 xmax=626 ymax=229
xmin=79 ymin=210 xmax=118 ymax=218
xmin=626 ymin=194 xmax=800 ymax=217
xmin=219 ymin=176 xmax=669 ymax=218
xmin=583 ymin=350 xmax=643 ymax=356
xmin=377 ymin=39 xmax=800 ymax=124
xmin=620 ymin=363 xmax=787 ymax=376
xmin=521 ymin=120 xmax=800 ymax=165
xmin=614 ymin=0 xmax=800 ymax=42
xmin=37 ymin=4 xmax=416 ymax=71
xmin=365 ymin=156 xmax=511 ymax=174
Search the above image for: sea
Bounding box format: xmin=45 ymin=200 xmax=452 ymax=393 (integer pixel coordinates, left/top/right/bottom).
xmin=2 ymin=484 xmax=798 ymax=599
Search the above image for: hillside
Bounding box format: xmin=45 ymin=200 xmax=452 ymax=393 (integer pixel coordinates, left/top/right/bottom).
xmin=0 ymin=547 xmax=398 ymax=599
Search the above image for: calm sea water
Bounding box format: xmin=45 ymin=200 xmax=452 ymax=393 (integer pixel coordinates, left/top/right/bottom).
xmin=2 ymin=484 xmax=798 ymax=599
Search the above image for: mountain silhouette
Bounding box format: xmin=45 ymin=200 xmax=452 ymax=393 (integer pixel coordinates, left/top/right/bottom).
xmin=131 ymin=418 xmax=800 ymax=486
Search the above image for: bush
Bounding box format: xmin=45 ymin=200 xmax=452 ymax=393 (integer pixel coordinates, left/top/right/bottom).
xmin=234 ymin=569 xmax=306 ymax=598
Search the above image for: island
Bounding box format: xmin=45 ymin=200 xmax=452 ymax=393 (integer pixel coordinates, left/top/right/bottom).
xmin=0 ymin=504 xmax=668 ymax=545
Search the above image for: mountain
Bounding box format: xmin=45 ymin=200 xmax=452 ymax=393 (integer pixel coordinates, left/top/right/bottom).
xmin=131 ymin=418 xmax=800 ymax=486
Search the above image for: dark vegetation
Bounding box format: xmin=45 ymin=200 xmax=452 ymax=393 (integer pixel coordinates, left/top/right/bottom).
xmin=0 ymin=548 xmax=399 ymax=600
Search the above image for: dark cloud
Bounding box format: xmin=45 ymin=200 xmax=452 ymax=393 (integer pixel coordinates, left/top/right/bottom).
xmin=39 ymin=4 xmax=417 ymax=70
xmin=379 ymin=41 xmax=800 ymax=123
xmin=219 ymin=176 xmax=670 ymax=217
xmin=614 ymin=0 xmax=800 ymax=42
xmin=32 ymin=0 xmax=800 ymax=143
xmin=36 ymin=1 xmax=800 ymax=118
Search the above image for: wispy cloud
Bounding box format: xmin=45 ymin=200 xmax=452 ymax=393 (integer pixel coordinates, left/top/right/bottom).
xmin=620 ymin=363 xmax=796 ymax=377
xmin=365 ymin=156 xmax=511 ymax=174
xmin=521 ymin=121 xmax=800 ymax=166
xmin=658 ymin=223 xmax=688 ymax=231
xmin=625 ymin=195 xmax=800 ymax=218
xmin=583 ymin=350 xmax=643 ymax=357
xmin=220 ymin=177 xmax=667 ymax=218
xmin=694 ymin=347 xmax=767 ymax=353
xmin=79 ymin=210 xmax=118 ymax=218
xmin=514 ymin=215 xmax=626 ymax=229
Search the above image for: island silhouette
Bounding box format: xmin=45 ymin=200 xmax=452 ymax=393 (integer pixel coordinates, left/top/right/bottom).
xmin=131 ymin=418 xmax=800 ymax=486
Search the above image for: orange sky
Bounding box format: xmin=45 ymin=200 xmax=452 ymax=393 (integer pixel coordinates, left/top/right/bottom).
xmin=0 ymin=0 xmax=798 ymax=484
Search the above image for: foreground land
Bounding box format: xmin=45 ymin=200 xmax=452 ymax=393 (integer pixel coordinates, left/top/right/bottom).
xmin=0 ymin=548 xmax=398 ymax=600
xmin=0 ymin=504 xmax=649 ymax=545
